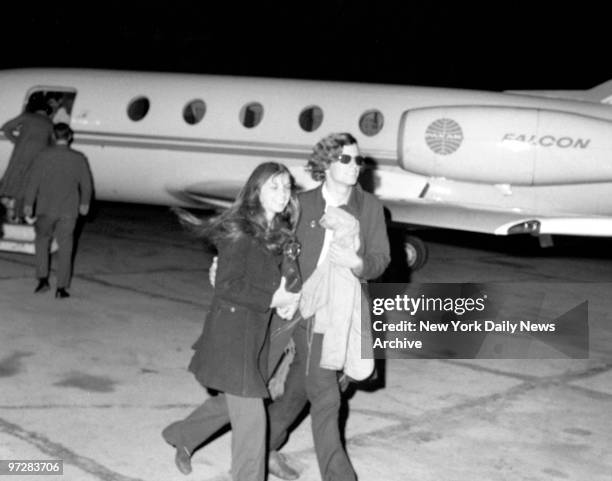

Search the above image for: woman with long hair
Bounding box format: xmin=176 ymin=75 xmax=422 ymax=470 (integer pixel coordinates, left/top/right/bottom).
xmin=163 ymin=162 xmax=301 ymax=481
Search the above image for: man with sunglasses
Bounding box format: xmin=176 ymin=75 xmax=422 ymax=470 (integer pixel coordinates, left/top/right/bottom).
xmin=267 ymin=132 xmax=390 ymax=481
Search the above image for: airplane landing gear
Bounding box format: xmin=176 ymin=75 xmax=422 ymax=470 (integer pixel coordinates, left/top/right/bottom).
xmin=403 ymin=234 xmax=428 ymax=271
xmin=538 ymin=234 xmax=554 ymax=248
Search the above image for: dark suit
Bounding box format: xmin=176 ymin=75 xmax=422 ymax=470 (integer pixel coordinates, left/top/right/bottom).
xmin=24 ymin=144 xmax=92 ymax=288
xmin=0 ymin=112 xmax=53 ymax=214
xmin=267 ymin=184 xmax=390 ymax=481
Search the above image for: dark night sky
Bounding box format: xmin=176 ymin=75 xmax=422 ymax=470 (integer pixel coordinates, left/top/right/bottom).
xmin=1 ymin=2 xmax=608 ymax=92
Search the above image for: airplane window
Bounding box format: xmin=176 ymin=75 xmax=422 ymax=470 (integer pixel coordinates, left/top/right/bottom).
xmin=298 ymin=106 xmax=323 ymax=132
xmin=183 ymin=99 xmax=206 ymax=125
xmin=359 ymin=110 xmax=384 ymax=136
xmin=240 ymin=102 xmax=264 ymax=128
xmin=127 ymin=96 xmax=150 ymax=121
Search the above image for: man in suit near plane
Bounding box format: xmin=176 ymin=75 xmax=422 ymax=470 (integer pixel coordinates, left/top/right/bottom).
xmin=23 ymin=123 xmax=93 ymax=299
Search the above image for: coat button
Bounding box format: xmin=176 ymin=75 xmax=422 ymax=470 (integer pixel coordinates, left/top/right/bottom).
xmin=230 ymin=307 xmax=235 ymax=313
xmin=310 ymin=220 xmax=317 ymax=228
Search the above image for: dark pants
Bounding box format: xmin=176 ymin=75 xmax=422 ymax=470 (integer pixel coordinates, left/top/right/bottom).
xmin=268 ymin=324 xmax=356 ymax=481
xmin=225 ymin=393 xmax=266 ymax=481
xmin=163 ymin=393 xmax=265 ymax=481
xmin=164 ymin=320 xmax=356 ymax=481
xmin=163 ymin=314 xmax=298 ymax=452
xmin=35 ymin=215 xmax=76 ymax=288
xmin=163 ymin=393 xmax=229 ymax=454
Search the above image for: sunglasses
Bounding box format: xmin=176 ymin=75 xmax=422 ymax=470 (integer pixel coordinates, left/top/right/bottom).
xmin=333 ymin=154 xmax=365 ymax=166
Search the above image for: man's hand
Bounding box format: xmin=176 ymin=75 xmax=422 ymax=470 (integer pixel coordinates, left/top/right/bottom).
xmin=79 ymin=204 xmax=89 ymax=216
xmin=23 ymin=205 xmax=33 ymax=218
xmin=209 ymin=256 xmax=218 ymax=287
xmin=329 ymin=243 xmax=363 ymax=275
xmin=338 ymin=373 xmax=354 ymax=392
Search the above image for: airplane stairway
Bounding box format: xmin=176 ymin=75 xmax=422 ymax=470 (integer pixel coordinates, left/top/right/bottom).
xmin=0 ymin=223 xmax=58 ymax=255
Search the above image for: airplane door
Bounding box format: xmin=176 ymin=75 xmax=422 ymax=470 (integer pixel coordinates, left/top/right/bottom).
xmin=24 ymin=88 xmax=76 ymax=125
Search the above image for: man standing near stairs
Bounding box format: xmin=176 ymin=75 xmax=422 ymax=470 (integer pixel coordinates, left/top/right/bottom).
xmin=23 ymin=123 xmax=93 ymax=299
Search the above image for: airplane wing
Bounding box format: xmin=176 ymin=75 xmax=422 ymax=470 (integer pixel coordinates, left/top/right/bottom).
xmin=172 ymin=182 xmax=612 ymax=238
xmin=170 ymin=181 xmax=243 ymax=209
xmin=384 ymin=199 xmax=612 ymax=237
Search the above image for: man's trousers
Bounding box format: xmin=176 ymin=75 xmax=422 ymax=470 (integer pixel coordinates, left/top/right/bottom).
xmin=35 ymin=215 xmax=76 ymax=288
xmin=267 ymin=324 xmax=357 ymax=481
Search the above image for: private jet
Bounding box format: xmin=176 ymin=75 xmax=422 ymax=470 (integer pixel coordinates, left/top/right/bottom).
xmin=2 ymin=68 xmax=612 ymax=269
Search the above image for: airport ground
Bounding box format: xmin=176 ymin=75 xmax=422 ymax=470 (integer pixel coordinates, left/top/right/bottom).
xmin=1 ymin=202 xmax=611 ymax=481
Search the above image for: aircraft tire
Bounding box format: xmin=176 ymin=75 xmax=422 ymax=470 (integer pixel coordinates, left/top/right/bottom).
xmin=403 ymin=234 xmax=428 ymax=271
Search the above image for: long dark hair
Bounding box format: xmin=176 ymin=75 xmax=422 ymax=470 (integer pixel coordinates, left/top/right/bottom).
xmin=177 ymin=162 xmax=299 ymax=254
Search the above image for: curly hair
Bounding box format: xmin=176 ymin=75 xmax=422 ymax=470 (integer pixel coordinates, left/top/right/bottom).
xmin=177 ymin=162 xmax=299 ymax=254
xmin=306 ymin=132 xmax=358 ymax=182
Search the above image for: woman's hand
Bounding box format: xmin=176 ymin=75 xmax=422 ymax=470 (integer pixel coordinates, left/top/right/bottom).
xmin=212 ymin=257 xmax=299 ymax=318
xmin=271 ymin=277 xmax=301 ymax=316
xmin=209 ymin=256 xmax=218 ymax=287
xmin=276 ymin=298 xmax=300 ymax=320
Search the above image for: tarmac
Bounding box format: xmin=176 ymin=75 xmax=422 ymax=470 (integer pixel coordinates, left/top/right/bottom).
xmin=1 ymin=202 xmax=611 ymax=481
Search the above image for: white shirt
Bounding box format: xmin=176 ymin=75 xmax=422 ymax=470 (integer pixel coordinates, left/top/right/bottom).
xmin=316 ymin=183 xmax=351 ymax=267
xmin=53 ymin=107 xmax=70 ymax=124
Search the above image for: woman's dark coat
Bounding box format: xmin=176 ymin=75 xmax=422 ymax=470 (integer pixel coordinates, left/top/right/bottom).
xmin=0 ymin=112 xmax=53 ymax=199
xmin=188 ymin=233 xmax=282 ymax=398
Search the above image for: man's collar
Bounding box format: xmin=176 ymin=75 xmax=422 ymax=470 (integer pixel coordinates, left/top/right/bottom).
xmin=321 ymin=182 xmax=351 ymax=207
xmin=316 ymin=182 xmax=363 ymax=217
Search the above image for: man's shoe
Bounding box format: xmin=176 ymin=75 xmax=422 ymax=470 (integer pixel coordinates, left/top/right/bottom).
xmin=34 ymin=278 xmax=50 ymax=293
xmin=268 ymin=450 xmax=299 ymax=480
xmin=174 ymin=445 xmax=192 ymax=475
xmin=55 ymin=288 xmax=70 ymax=299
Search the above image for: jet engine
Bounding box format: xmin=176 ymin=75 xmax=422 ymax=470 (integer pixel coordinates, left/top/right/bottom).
xmin=398 ymin=106 xmax=612 ymax=185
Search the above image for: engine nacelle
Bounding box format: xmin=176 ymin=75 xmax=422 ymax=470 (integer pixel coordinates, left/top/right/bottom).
xmin=398 ymin=106 xmax=612 ymax=185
